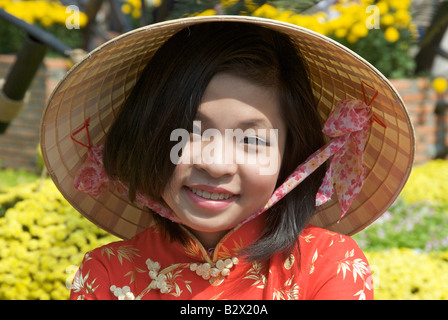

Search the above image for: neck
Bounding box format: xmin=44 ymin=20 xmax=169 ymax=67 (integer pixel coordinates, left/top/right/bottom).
xmin=187 ymin=228 xmax=230 ymax=251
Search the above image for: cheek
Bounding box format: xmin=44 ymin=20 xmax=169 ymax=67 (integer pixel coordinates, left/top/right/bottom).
xmin=241 ymin=166 xmax=279 ymax=201
xmin=243 ymin=143 xmax=284 ymax=205
xmin=161 ymin=163 xmax=187 ymax=203
xmin=249 ymin=143 xmax=283 ymax=180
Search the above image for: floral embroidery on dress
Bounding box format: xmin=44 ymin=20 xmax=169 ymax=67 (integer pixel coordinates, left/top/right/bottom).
xmin=309 ymin=249 xmax=319 ymax=275
xmin=243 ymin=261 xmax=267 ymax=289
xmin=301 ymin=234 xmax=315 ymax=243
xmin=70 ymin=218 xmax=374 ymax=300
xmin=336 ymin=249 xmax=372 ymax=300
xmin=137 ymin=258 xmax=191 ymax=297
xmin=71 ymin=270 xmax=99 ymax=300
xmin=284 ymin=254 xmax=295 ymax=270
xmin=120 ymin=256 xmax=242 ymax=298
xmin=273 ymin=275 xmax=301 ymax=300
xmin=101 ymin=245 xmax=141 ymax=265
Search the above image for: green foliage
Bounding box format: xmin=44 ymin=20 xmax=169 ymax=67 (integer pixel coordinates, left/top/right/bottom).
xmin=0 ymin=20 xmax=27 ymax=54
xmin=0 ymin=21 xmax=85 ymax=55
xmin=168 ymin=0 xmax=218 ymax=18
xmin=333 ymin=27 xmax=416 ymax=79
xmin=273 ymin=0 xmax=322 ymax=12
xmin=353 ymin=200 xmax=448 ymax=252
xmin=354 ymin=160 xmax=448 ymax=252
xmin=0 ymin=166 xmax=38 ymax=189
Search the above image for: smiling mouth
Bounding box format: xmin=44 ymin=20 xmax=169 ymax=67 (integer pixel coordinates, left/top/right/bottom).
xmin=187 ymin=187 xmax=235 ymax=200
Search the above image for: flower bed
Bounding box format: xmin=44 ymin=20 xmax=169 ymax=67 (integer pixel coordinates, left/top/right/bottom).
xmin=170 ymin=0 xmax=417 ymax=79
xmin=400 ymin=159 xmax=448 ymax=204
xmin=366 ymin=249 xmax=448 ymax=300
xmin=354 ymin=159 xmax=448 ymax=252
xmin=254 ymin=0 xmax=417 ymax=78
xmin=353 ymin=159 xmax=448 ymax=299
xmin=0 ymin=180 xmax=118 ymax=299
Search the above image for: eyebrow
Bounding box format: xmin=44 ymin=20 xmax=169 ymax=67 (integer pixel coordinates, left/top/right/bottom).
xmin=194 ymin=113 xmax=274 ymax=130
xmin=238 ymin=119 xmax=274 ymax=129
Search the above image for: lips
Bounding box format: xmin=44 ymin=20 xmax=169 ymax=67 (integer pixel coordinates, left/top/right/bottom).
xmin=184 ymin=185 xmax=238 ymax=210
xmin=187 ymin=187 xmax=234 ymax=200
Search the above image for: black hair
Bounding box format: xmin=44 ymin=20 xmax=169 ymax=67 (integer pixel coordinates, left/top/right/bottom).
xmin=103 ymin=22 xmax=326 ymax=261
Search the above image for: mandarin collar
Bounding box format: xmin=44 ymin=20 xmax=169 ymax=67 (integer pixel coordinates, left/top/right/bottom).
xmin=177 ymin=213 xmax=266 ymax=263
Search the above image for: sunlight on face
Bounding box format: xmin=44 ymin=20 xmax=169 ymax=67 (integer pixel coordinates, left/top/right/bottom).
xmin=162 ymin=73 xmax=286 ymax=247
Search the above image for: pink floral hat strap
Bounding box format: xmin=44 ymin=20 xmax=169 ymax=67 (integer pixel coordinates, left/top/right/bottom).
xmin=239 ymin=81 xmax=386 ymax=226
xmin=71 ymin=134 xmax=179 ymax=222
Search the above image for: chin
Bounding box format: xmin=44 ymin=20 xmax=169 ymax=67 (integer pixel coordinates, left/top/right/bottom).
xmin=183 ymin=217 xmax=238 ymax=233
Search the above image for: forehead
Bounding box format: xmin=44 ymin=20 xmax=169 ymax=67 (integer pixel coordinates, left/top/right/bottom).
xmin=198 ymin=73 xmax=284 ymax=130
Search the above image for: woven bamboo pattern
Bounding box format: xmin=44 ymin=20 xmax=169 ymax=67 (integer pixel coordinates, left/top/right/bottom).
xmin=40 ymin=16 xmax=415 ymax=239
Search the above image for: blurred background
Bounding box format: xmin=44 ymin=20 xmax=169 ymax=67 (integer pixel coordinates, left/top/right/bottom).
xmin=0 ymin=0 xmax=447 ymax=299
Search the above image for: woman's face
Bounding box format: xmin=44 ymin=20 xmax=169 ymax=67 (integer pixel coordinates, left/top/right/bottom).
xmin=162 ymin=73 xmax=286 ymax=246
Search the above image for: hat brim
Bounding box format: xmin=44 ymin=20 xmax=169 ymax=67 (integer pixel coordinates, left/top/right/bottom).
xmin=40 ymin=15 xmax=415 ymax=239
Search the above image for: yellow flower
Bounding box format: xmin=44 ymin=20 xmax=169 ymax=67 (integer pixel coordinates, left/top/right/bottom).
xmin=121 ymin=3 xmax=132 ymax=15
xmin=346 ymin=32 xmax=359 ymax=44
xmin=334 ymin=27 xmax=348 ymax=38
xmin=401 ymin=159 xmax=448 ymax=203
xmin=126 ymin=0 xmax=141 ymax=9
xmin=388 ymin=0 xmax=411 ymax=10
xmin=245 ymin=0 xmax=258 ymax=12
xmin=0 ymin=179 xmax=118 ymax=299
xmin=221 ymin=0 xmax=239 ymax=8
xmin=394 ymin=9 xmax=411 ymax=27
xmin=365 ymin=249 xmax=448 ymax=300
xmin=432 ymin=77 xmax=448 ymax=94
xmin=132 ymin=8 xmax=140 ymax=19
xmin=252 ymin=4 xmax=278 ymax=20
xmin=2 ymin=0 xmax=88 ymax=27
xmin=376 ymin=0 xmax=389 ymax=15
xmin=351 ymin=22 xmax=368 ymax=38
xmin=381 ymin=13 xmax=395 ymax=26
xmin=78 ymin=13 xmax=88 ymax=28
xmin=384 ymin=26 xmax=400 ymax=42
xmin=276 ymin=10 xmax=295 ymax=24
xmin=195 ymin=9 xmax=217 ymax=17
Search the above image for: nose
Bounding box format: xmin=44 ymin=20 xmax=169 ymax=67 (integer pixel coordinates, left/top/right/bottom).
xmin=195 ymin=160 xmax=238 ymax=178
xmin=193 ymin=137 xmax=237 ymax=178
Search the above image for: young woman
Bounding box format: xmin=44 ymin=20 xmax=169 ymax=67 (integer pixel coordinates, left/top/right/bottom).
xmin=40 ymin=16 xmax=415 ymax=300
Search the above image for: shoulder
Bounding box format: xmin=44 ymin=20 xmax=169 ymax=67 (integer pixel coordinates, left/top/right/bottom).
xmin=299 ymin=224 xmax=359 ymax=255
xmin=85 ymin=225 xmax=157 ymax=264
xmin=70 ymin=227 xmax=159 ymax=300
xmin=296 ymin=225 xmax=373 ymax=299
xmin=298 ymin=224 xmax=371 ymax=281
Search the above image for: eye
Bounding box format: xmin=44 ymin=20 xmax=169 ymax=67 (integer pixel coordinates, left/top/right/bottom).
xmin=190 ymin=123 xmax=202 ymax=138
xmin=242 ymin=136 xmax=267 ymax=146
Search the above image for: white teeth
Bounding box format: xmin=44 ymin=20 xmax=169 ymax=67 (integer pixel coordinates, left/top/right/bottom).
xmin=189 ymin=187 xmax=233 ymax=200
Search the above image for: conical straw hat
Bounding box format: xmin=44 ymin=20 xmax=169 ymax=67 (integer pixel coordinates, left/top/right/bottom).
xmin=40 ymin=15 xmax=415 ymax=239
